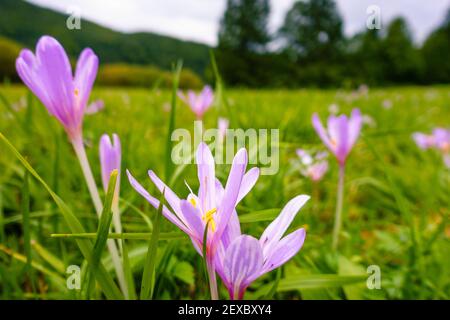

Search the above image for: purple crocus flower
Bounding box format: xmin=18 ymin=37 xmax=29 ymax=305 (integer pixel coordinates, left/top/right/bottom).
xmin=413 ymin=128 xmax=450 ymax=168
xmin=178 ymin=86 xmax=214 ymax=119
xmin=432 ymin=128 xmax=450 ymax=152
xmin=215 ymin=195 xmax=309 ymax=300
xmin=296 ymin=149 xmax=328 ymax=182
xmin=312 ymin=109 xmax=362 ymax=166
xmin=85 ymin=99 xmax=105 ymax=115
xmin=218 ymin=117 xmax=229 ymax=141
xmin=312 ymin=109 xmax=362 ymax=250
xmin=99 ymin=133 xmax=121 ymax=194
xmin=16 ymin=36 xmax=98 ymax=141
xmin=127 ymin=142 xmax=258 ymax=299
xmin=412 ymin=132 xmax=434 ymax=150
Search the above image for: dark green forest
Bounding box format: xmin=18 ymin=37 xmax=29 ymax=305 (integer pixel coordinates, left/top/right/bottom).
xmin=1 ymin=0 xmax=449 ymax=88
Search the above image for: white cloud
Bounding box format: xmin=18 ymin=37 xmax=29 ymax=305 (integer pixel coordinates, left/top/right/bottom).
xmin=27 ymin=0 xmax=450 ymax=45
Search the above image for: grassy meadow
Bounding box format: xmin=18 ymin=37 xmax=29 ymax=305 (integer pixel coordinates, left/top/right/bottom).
xmin=0 ymin=84 xmax=449 ymax=299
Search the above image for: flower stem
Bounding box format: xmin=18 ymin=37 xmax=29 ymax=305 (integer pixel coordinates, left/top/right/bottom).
xmin=71 ymin=137 xmax=128 ymax=297
xmin=72 ymin=138 xmax=103 ymax=214
xmin=332 ymin=164 xmax=345 ymax=250
xmin=206 ymin=257 xmax=218 ymax=300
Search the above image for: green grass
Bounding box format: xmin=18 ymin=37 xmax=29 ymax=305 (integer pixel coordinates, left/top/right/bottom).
xmin=0 ymin=84 xmax=449 ymax=300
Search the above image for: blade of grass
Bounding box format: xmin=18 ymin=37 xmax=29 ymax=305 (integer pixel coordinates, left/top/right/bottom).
xmin=50 ymin=232 xmax=184 ymax=240
xmin=0 ymin=132 xmax=123 ymax=300
xmin=165 ymin=60 xmax=183 ymax=182
xmin=0 ymin=185 xmax=4 ymax=243
xmin=140 ymin=190 xmax=164 ymax=300
xmin=277 ymin=274 xmax=367 ymax=292
xmin=0 ymin=244 xmax=66 ymax=290
xmin=264 ymin=267 xmax=282 ymax=299
xmin=239 ymin=208 xmax=281 ymax=223
xmin=153 ymin=241 xmax=177 ymax=298
xmin=31 ymin=240 xmax=65 ymax=274
xmin=21 ymin=171 xmax=35 ymax=294
xmin=122 ymin=239 xmax=137 ymax=300
xmin=86 ymin=170 xmax=118 ymax=296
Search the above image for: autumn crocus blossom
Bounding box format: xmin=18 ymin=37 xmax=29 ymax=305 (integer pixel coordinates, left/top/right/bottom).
xmin=16 ymin=36 xmax=126 ymax=295
xmin=16 ymin=35 xmax=98 ymax=141
xmin=215 ymin=195 xmax=309 ymax=300
xmin=413 ymin=128 xmax=450 ymax=168
xmin=296 ymin=149 xmax=329 ymax=182
xmin=312 ymin=109 xmax=362 ymax=250
xmin=85 ymin=99 xmax=105 ymax=115
xmin=179 ymin=86 xmax=214 ymax=119
xmin=127 ymin=142 xmax=256 ymax=299
xmin=312 ymin=109 xmax=362 ymax=166
xmin=218 ymin=117 xmax=229 ymax=141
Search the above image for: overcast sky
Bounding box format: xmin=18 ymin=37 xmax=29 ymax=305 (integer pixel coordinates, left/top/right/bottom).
xmin=27 ymin=0 xmax=450 ymax=45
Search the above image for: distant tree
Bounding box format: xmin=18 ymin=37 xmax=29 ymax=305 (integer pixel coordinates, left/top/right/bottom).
xmin=218 ymin=0 xmax=271 ymax=52
xmin=344 ymin=29 xmax=386 ymax=86
xmin=279 ymin=0 xmax=344 ymax=62
xmin=0 ymin=36 xmax=22 ymax=82
xmin=421 ymin=8 xmax=450 ymax=83
xmin=382 ymin=17 xmax=422 ymax=83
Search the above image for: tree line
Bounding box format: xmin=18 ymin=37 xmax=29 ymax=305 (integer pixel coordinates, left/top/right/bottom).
xmin=215 ymin=0 xmax=450 ymax=88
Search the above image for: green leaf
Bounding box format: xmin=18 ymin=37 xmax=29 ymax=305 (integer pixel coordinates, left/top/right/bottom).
xmin=21 ymin=172 xmax=31 ymax=269
xmin=31 ymin=241 xmax=66 ymax=274
xmin=87 ymin=170 xmax=118 ymax=296
xmin=239 ymin=208 xmax=280 ymax=223
xmin=0 ymin=244 xmax=66 ymax=290
xmin=338 ymin=256 xmax=367 ymax=300
xmin=140 ymin=190 xmax=164 ymax=300
xmin=0 ymin=132 xmax=123 ymax=300
xmin=0 ymin=185 xmax=4 ymax=242
xmin=173 ymin=261 xmax=195 ymax=286
xmin=50 ymin=232 xmax=184 ymax=240
xmin=122 ymin=239 xmax=137 ymax=300
xmin=277 ymin=274 xmax=367 ymax=292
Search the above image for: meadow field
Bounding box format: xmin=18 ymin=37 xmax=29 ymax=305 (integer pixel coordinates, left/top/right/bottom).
xmin=0 ymin=84 xmax=449 ymax=300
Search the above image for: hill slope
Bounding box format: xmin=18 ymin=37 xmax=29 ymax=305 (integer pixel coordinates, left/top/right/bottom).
xmin=0 ymin=0 xmax=211 ymax=75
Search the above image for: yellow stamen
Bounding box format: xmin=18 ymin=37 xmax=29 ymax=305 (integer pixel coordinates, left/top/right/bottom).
xmin=202 ymin=208 xmax=217 ymax=232
xmin=74 ymin=88 xmax=80 ymax=97
xmin=189 ymin=197 xmax=197 ymax=208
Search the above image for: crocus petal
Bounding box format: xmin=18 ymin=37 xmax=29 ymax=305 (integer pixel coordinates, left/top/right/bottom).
xmin=223 ymin=235 xmax=263 ymax=299
xmin=214 ymin=148 xmax=247 ymax=244
xmin=35 ymin=36 xmax=76 ymax=131
xmin=215 ymin=179 xmax=241 ymax=248
xmin=200 ymin=85 xmax=214 ymax=113
xmin=347 ymin=109 xmax=362 ymax=151
xmin=16 ymin=49 xmax=52 ymax=113
xmin=412 ymin=132 xmax=432 ymax=149
xmin=259 ymin=195 xmax=310 ymax=258
xmin=148 ymin=170 xmax=182 ymax=218
xmin=334 ymin=115 xmax=349 ymax=164
xmin=126 ymin=170 xmax=190 ymax=235
xmin=74 ymin=48 xmax=98 ymax=117
xmin=261 ymin=228 xmax=306 ymax=274
xmin=196 ymin=142 xmax=216 ymax=211
xmin=85 ymin=99 xmax=105 ymax=115
xmin=99 ymin=133 xmax=121 ymax=192
xmin=312 ymin=113 xmax=334 ymax=152
xmin=237 ymin=167 xmax=260 ymax=203
xmin=187 ymin=90 xmax=200 ymax=115
xmin=179 ymin=200 xmax=206 ymax=244
xmin=309 ymin=161 xmax=328 ymax=181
